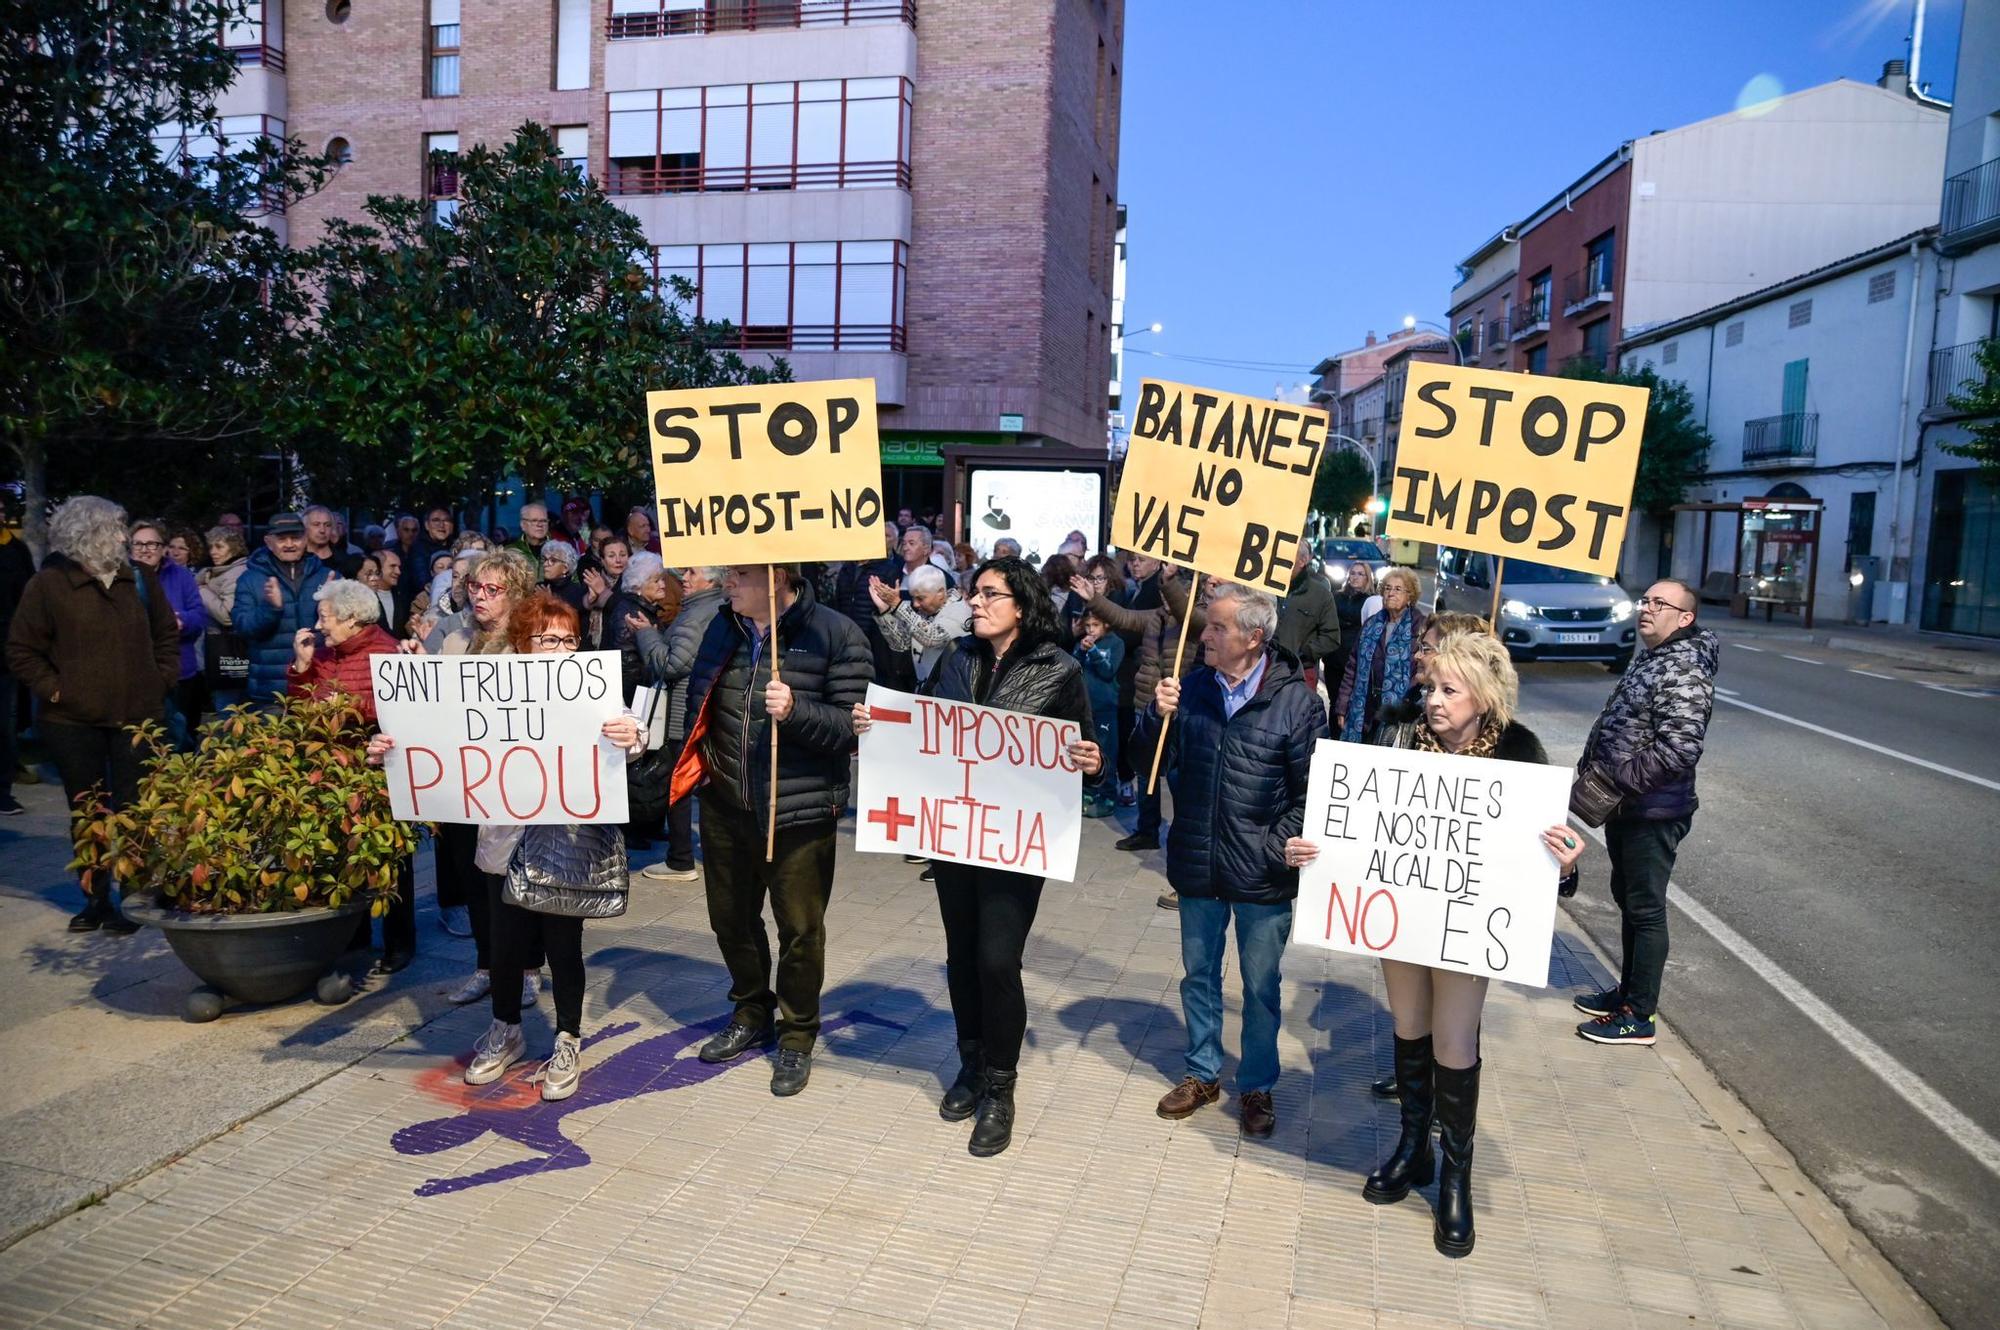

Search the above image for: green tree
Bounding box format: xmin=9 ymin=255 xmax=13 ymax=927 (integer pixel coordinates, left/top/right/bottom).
xmin=1312 ymin=446 xmax=1375 ymax=521
xmin=277 ymin=126 xmax=780 ymax=509
xmin=1559 ymin=358 xmax=1712 ymax=513
xmin=1939 ymin=338 xmax=2000 ymax=476
xmin=0 ymin=0 xmax=332 ymax=552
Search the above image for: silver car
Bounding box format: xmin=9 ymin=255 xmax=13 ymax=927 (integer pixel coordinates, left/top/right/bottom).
xmin=1433 ymin=549 xmax=1637 ymax=668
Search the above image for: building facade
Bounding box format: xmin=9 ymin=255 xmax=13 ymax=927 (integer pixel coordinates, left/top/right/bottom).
xmin=1445 ymin=230 xmax=1517 ymax=371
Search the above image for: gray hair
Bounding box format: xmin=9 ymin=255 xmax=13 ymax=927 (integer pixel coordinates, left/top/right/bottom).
xmin=205 ymin=525 xmax=248 ymax=561
xmin=540 ymin=541 xmax=578 ymax=573
xmin=902 ymin=524 xmax=934 ymax=551
xmin=520 ymin=501 xmax=548 ymax=520
xmin=906 ymin=564 xmax=947 ymax=595
xmin=302 ymin=504 xmax=334 ymax=521
xmin=48 ymin=496 xmax=131 ymax=576
xmin=313 ymin=576 xmax=382 ymax=625
xmin=1207 ymin=582 xmax=1279 ymax=644
xmin=622 ymin=551 xmax=666 ymax=593
xmin=993 ymin=538 xmax=1022 ymax=558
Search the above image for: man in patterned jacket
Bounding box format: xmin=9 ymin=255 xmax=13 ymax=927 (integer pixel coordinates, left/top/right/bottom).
xmin=1572 ymin=579 xmax=1719 ymax=1047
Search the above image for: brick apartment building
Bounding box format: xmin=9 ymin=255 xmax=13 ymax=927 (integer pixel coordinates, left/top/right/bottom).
xmin=202 ymin=0 xmax=1124 ymax=525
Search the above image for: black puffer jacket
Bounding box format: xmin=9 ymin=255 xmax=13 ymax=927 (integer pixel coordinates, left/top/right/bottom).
xmin=1579 ymin=625 xmax=1719 ymax=821
xmin=927 ymin=632 xmax=1092 ymax=729
xmin=1163 ymin=647 xmax=1329 ymax=904
xmin=681 ymin=580 xmax=871 ymax=829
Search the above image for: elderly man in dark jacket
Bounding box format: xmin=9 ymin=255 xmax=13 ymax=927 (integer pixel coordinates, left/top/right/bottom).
xmin=671 ymin=565 xmax=871 ymax=1096
xmin=1572 ymin=579 xmax=1719 ymax=1047
xmin=1276 ymin=543 xmax=1342 ymax=693
xmin=1150 ymin=582 xmax=1328 ymax=1137
xmin=233 ymin=513 xmax=333 ymax=707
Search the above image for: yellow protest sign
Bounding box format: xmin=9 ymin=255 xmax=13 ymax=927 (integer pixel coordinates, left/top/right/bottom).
xmin=1112 ymin=379 xmax=1326 ymax=594
xmin=1387 ymin=365 xmax=1649 ymax=577
xmin=645 ymin=378 xmax=885 ymax=565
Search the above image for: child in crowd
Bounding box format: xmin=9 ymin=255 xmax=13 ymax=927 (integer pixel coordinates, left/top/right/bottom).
xmin=1073 ymin=609 xmax=1124 ymax=817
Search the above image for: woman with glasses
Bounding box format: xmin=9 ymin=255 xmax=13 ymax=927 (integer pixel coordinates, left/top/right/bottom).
xmin=852 ymin=557 xmax=1104 ymax=1157
xmin=1336 ymin=566 xmax=1427 ymax=744
xmin=128 ymin=520 xmax=208 ymax=751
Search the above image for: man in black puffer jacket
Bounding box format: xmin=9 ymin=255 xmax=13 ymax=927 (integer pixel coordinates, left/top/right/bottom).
xmin=1573 ymin=579 xmax=1719 ymax=1047
xmin=1150 ymin=583 xmax=1329 ymax=1139
xmin=673 ymin=565 xmax=871 ymax=1096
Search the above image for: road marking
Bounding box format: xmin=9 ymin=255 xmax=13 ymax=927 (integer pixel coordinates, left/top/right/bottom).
xmin=1782 ymin=654 xmax=1824 ymax=666
xmin=1730 ymin=643 xmax=1765 ymax=652
xmin=1574 ymin=825 xmax=2000 ymax=1179
xmin=1848 ymin=669 xmax=1896 ymax=680
xmin=1715 ymin=694 xmax=2000 ymax=792
xmin=1714 ymin=685 xmax=1740 ymax=697
xmin=1924 ymin=683 xmax=1989 ymax=699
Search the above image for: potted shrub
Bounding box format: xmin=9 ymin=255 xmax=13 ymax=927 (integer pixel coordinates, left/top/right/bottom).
xmin=72 ymin=695 xmax=417 ymax=1020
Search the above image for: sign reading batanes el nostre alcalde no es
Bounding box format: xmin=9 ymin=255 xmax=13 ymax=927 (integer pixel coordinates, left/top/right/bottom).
xmin=1388 ymin=364 xmax=1650 ymax=578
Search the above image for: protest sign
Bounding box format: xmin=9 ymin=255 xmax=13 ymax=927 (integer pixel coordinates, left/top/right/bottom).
xmin=645 ymin=378 xmax=885 ymax=566
xmin=1387 ymin=364 xmax=1649 ymax=578
xmin=371 ymin=651 xmax=629 ymax=825
xmin=1112 ymin=378 xmax=1326 ymax=595
xmin=853 ymin=684 xmax=1084 ymax=883
xmin=1290 ymin=738 xmax=1571 ymax=986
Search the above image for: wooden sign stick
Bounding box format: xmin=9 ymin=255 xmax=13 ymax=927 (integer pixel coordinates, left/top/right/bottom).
xmin=1145 ymin=570 xmax=1203 ymax=796
xmin=1487 ymin=556 xmax=1508 ymax=638
xmin=767 ymin=563 xmax=780 ymax=864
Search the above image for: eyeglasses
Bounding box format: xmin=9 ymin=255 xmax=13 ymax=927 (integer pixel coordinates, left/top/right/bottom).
xmin=1635 ymin=596 xmax=1693 ymax=613
xmin=530 ymin=633 xmax=581 ymax=650
xmin=466 ymin=581 xmax=509 ymax=599
xmin=130 ymin=539 xmax=164 ymax=550
xmin=1381 ymin=585 xmax=1411 ymax=598
xmin=1415 ymin=642 xmax=1438 ymax=657
xmin=965 ymin=589 xmax=1015 ymax=604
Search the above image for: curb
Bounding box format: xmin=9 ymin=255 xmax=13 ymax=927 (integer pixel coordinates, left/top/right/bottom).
xmin=1554 ymin=908 xmax=1946 ymax=1329
xmin=1708 ymin=625 xmax=2000 ymax=680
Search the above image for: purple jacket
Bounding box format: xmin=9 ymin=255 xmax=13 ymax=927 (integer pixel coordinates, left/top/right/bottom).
xmin=153 ymin=559 xmax=209 ymax=681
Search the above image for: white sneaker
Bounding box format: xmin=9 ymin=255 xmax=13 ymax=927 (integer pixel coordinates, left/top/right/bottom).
xmin=447 ymin=970 xmax=490 ymax=1005
xmin=521 ymin=973 xmax=539 ymax=1009
xmin=540 ymin=1032 xmax=583 ymax=1101
xmin=464 ymin=1020 xmax=525 ymax=1084
xmin=438 ymin=905 xmax=472 ymax=937
xmin=641 ymin=861 xmax=700 ymax=882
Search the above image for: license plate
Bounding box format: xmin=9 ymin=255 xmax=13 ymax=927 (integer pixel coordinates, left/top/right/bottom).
xmin=1556 ymin=632 xmax=1599 ymax=644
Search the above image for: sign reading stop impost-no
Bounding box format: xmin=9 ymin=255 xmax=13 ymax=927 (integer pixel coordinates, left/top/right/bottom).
xmin=1387 ymin=364 xmax=1649 ymax=578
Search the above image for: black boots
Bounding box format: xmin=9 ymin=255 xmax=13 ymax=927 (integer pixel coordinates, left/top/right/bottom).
xmin=940 ymin=1040 xmax=985 ymax=1121
xmin=69 ymin=891 xmax=136 ymax=935
xmin=1433 ymin=1059 xmax=1481 ymax=1258
xmin=968 ymin=1068 xmax=1017 ymax=1157
xmin=1363 ymin=1035 xmax=1436 ymax=1204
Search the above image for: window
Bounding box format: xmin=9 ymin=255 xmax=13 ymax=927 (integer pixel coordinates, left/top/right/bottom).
xmin=427 ymin=0 xmax=461 ymax=99
xmin=1581 ymin=318 xmax=1611 ymax=367
xmin=608 ymin=0 xmax=915 ymax=39
xmin=1526 ymin=344 xmax=1548 ymax=375
xmin=1789 ymin=299 xmax=1813 ymax=328
xmin=1725 ymin=320 xmax=1745 ymax=347
xmin=1586 ymin=231 xmax=1615 ymax=292
xmin=425 ymin=132 xmax=459 ymax=224
xmin=1868 ymin=271 xmax=1896 ymax=304
xmin=152 ymin=115 xmax=288 ymax=208
xmin=1662 ymin=341 xmax=1678 ymax=365
xmin=555 ymin=125 xmax=588 ymax=179
xmin=649 ymin=240 xmax=908 ymax=351
xmin=608 ymin=79 xmax=912 ymax=194
xmin=1526 ymin=271 xmax=1551 ymax=324
xmin=553 ymin=0 xmax=590 ymax=90
xmin=222 ymin=1 xmax=283 ymax=68
xmin=326 ymin=135 xmax=353 ymax=165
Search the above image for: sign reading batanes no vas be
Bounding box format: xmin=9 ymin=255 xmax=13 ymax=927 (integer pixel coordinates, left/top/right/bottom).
xmin=645 ymin=378 xmax=886 ymax=565
xmin=1113 ymin=378 xmax=1327 ymax=594
xmin=1388 ymin=364 xmax=1650 ymax=577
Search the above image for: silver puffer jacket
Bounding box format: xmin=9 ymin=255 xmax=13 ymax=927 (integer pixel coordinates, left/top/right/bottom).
xmin=477 ymin=822 xmax=629 ymax=918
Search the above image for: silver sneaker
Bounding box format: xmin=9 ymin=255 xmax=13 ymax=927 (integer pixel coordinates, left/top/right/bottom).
xmin=521 ymin=973 xmax=539 ymax=1009
xmin=464 ymin=1020 xmax=525 ymax=1085
xmin=447 ymin=970 xmax=490 ymax=1004
xmin=640 ymin=861 xmax=700 ymax=882
xmin=438 ymin=905 xmax=472 ymax=937
xmin=540 ymin=1032 xmax=583 ymax=1101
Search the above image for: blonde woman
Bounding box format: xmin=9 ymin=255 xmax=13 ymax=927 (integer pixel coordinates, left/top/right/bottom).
xmin=1335 ymin=565 xmax=1426 ymax=744
xmin=1294 ymin=632 xmax=1581 ymax=1258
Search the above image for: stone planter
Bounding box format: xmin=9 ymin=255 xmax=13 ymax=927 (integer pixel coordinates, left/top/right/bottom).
xmin=122 ymin=897 xmax=365 ymax=1020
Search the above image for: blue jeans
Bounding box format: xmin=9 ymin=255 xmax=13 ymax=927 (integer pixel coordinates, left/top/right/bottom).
xmin=1179 ymin=896 xmax=1293 ymax=1093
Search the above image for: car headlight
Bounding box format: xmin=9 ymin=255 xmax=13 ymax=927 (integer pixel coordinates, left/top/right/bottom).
xmin=1501 ymin=598 xmax=1534 ymax=620
xmin=1325 ymin=562 xmax=1347 ymax=583
xmin=1611 ymin=598 xmax=1634 ymax=621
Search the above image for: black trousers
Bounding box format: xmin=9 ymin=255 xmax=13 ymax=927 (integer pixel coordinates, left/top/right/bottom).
xmin=1131 ymin=710 xmax=1166 ymax=837
xmin=1115 ymin=699 xmax=1137 ymax=783
xmin=932 ymin=861 xmax=1045 ymax=1072
xmin=42 ymin=720 xmax=147 ymax=902
xmin=350 ymin=853 xmax=419 ymax=958
xmin=435 ymin=822 xmax=502 ymax=967
xmin=491 ymin=900 xmax=585 ymax=1035
xmin=700 ymin=794 xmax=836 ymax=1052
xmin=0 ymin=672 xmax=19 ymax=796
xmin=663 ymin=735 xmax=696 ymax=871
xmin=1607 ymin=816 xmax=1690 ymax=1018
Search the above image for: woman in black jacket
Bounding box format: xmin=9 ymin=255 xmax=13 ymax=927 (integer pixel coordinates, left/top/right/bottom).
xmin=852 ymin=556 xmax=1103 ymax=1158
xmin=1293 ymin=630 xmax=1582 ymax=1258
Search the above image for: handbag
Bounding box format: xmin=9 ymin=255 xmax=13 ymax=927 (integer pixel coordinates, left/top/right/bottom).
xmin=504 ymin=823 xmax=629 ymax=918
xmin=1568 ymin=764 xmax=1624 ymax=828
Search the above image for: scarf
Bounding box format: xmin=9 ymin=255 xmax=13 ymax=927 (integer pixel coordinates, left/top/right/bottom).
xmin=1414 ymin=714 xmax=1504 ymax=760
xmin=1342 ymin=609 xmax=1417 ymax=741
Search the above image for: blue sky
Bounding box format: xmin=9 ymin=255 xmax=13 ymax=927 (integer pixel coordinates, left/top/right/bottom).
xmin=1117 ymin=0 xmax=1965 ymax=402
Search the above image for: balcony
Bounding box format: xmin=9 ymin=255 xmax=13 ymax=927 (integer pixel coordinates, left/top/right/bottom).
xmin=1562 ymin=260 xmax=1614 ymax=314
xmin=1742 ymin=412 xmax=1818 ymax=465
xmin=607 ymin=0 xmax=917 ymax=40
xmin=224 ymin=39 xmax=285 ymax=71
xmin=1927 ymin=338 xmax=1995 ymax=413
xmin=1508 ymin=296 xmax=1550 ymax=341
xmin=713 ymin=323 xmax=906 ymax=352
xmin=1941 ymin=156 xmax=2000 ymax=253
xmin=1483 ymin=318 xmax=1505 ymax=356
xmin=607 ymin=158 xmax=910 ymax=196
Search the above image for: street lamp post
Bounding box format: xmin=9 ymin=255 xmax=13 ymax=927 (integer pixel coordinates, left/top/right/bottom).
xmin=1109 ymin=321 xmax=1162 ymax=458
xmin=1402 ymin=314 xmax=1464 ymax=366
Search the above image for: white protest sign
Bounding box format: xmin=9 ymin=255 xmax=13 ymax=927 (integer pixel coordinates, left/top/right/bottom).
xmin=1291 ymin=738 xmax=1571 ymax=986
xmin=370 ymin=651 xmax=629 ymax=825
xmin=853 ymin=684 xmax=1084 ymax=883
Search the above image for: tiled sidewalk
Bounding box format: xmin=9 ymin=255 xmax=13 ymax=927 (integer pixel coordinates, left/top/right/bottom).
xmin=0 ymin=820 xmax=1917 ymax=1329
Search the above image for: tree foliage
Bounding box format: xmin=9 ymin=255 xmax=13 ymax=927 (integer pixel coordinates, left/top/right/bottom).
xmin=1940 ymin=338 xmax=2000 ymax=476
xmin=0 ymin=0 xmax=332 ymax=551
xmin=1312 ymin=446 xmax=1375 ymax=519
xmin=1560 ymin=359 xmax=1712 ymax=514
xmin=276 ymin=126 xmax=782 ymax=509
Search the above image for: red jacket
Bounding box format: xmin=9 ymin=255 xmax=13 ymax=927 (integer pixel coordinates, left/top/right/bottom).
xmin=287 ymin=624 xmax=398 ymax=724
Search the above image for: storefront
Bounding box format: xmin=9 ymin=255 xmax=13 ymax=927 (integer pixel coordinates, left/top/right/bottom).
xmin=942 ymin=444 xmax=1111 ymax=563
xmin=1671 ymin=494 xmax=1824 ymax=628
xmin=1922 ymin=467 xmax=2000 ymax=639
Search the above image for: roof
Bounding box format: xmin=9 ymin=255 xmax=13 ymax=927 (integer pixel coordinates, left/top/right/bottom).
xmin=1620 ymin=227 xmax=1938 ymax=350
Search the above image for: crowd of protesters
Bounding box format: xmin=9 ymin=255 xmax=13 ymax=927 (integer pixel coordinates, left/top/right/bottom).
xmin=0 ymin=488 xmax=1716 ymax=1258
